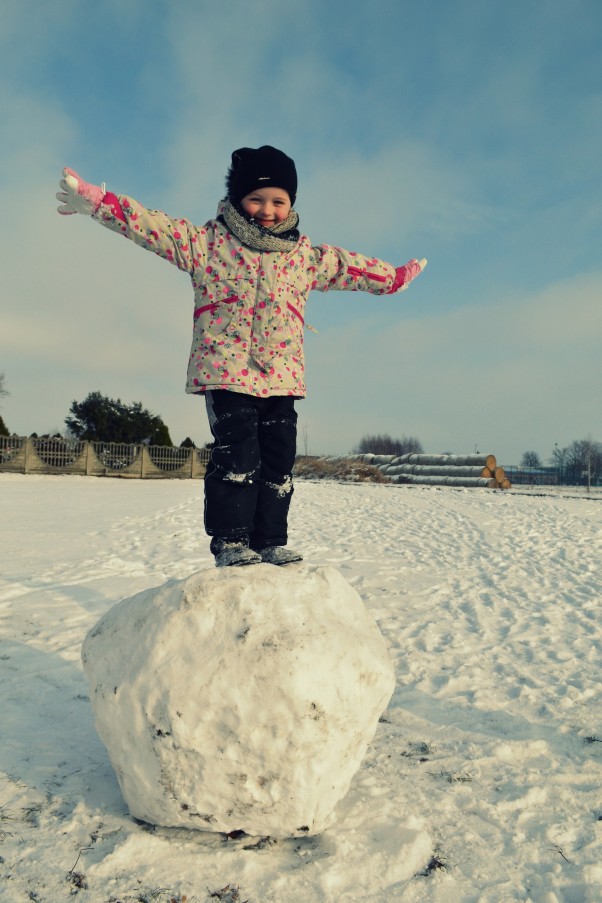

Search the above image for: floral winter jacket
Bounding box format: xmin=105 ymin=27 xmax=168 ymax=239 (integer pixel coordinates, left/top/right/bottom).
xmin=94 ymin=195 xmax=406 ymax=398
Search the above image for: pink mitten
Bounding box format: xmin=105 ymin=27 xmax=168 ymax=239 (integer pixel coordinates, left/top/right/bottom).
xmin=389 ymin=257 xmax=428 ymax=293
xmin=56 ymin=167 xmax=106 ymax=215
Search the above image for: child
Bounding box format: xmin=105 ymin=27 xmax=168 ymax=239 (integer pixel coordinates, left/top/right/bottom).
xmin=57 ymin=145 xmax=426 ymax=567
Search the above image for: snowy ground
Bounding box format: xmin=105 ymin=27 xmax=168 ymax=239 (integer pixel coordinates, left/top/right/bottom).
xmin=1 ymin=473 xmax=601 ymax=903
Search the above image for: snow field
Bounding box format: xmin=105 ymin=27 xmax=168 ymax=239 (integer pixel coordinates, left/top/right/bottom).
xmin=1 ymin=474 xmax=601 ymax=902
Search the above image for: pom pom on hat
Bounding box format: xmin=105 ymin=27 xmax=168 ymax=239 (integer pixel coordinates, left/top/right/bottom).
xmin=226 ymin=145 xmax=297 ymax=205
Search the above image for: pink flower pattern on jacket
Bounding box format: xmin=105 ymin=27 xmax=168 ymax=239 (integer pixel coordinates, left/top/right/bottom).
xmin=94 ymin=196 xmax=402 ymax=398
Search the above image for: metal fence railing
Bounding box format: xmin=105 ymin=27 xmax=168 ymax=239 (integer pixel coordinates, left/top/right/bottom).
xmin=93 ymin=442 xmax=141 ymax=472
xmin=504 ymin=465 xmax=601 ymax=488
xmin=0 ymin=434 xmax=26 ymax=465
xmin=32 ymin=436 xmax=86 ymax=468
xmin=148 ymin=444 xmax=197 ymax=472
xmin=503 ymin=466 xmax=559 ymax=486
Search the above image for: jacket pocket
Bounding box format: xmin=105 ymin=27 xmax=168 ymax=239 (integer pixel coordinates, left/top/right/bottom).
xmin=260 ymin=296 xmax=305 ymax=352
xmin=194 ymin=277 xmax=255 ymax=344
xmin=194 ymin=295 xmax=240 ymax=335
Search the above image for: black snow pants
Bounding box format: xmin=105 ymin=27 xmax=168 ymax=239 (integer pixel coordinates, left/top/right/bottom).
xmin=203 ymin=390 xmax=297 ymax=552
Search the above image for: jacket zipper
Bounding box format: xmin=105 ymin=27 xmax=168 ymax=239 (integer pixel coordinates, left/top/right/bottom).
xmin=287 ymin=302 xmax=304 ymax=324
xmin=346 ymin=265 xmax=387 ymax=283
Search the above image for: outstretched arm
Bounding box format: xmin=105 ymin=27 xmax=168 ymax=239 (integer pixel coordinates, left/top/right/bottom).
xmin=308 ymin=244 xmax=427 ymax=295
xmin=56 ymin=168 xmax=200 ymax=273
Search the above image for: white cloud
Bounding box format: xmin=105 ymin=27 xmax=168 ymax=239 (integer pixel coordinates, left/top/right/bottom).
xmin=299 ymin=139 xmax=493 ymax=254
xmin=300 ymin=270 xmax=602 ymax=463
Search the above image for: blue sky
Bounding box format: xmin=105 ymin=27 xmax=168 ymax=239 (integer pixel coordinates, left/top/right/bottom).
xmin=2 ymin=0 xmax=601 ymax=464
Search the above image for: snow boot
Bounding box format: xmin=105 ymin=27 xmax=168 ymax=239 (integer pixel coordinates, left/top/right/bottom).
xmin=213 ymin=541 xmax=262 ymax=568
xmin=256 ymin=546 xmax=304 ymax=566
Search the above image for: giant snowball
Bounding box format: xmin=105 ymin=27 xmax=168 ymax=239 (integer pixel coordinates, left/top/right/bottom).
xmin=81 ymin=564 xmax=395 ymax=838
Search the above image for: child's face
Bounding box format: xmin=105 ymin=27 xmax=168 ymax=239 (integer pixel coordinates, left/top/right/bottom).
xmin=240 ymin=187 xmax=292 ymax=228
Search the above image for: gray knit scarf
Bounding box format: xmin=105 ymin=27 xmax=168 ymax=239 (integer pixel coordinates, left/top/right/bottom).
xmin=219 ymin=199 xmax=300 ymax=252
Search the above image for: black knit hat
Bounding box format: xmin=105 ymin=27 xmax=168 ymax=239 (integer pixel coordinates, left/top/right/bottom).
xmin=226 ymin=145 xmax=297 ymax=205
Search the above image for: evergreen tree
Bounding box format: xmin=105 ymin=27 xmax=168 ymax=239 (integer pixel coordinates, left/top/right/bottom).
xmin=66 ymin=391 xmax=173 ymax=445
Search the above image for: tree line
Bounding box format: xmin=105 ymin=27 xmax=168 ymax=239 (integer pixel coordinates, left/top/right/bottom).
xmin=522 ymin=441 xmax=602 ymax=485
xmin=0 ymin=384 xmax=195 ymax=448
xmin=354 ymin=433 xmax=423 ymax=457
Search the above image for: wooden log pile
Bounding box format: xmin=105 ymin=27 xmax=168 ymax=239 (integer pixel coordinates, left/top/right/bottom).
xmin=346 ymin=452 xmax=512 ymax=489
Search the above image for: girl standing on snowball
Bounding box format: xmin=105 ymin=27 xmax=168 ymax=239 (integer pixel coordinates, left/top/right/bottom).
xmin=57 ymin=146 xmax=426 ymax=567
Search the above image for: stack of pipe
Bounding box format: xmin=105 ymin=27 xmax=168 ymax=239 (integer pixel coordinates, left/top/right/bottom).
xmin=340 ymin=453 xmax=512 ymax=489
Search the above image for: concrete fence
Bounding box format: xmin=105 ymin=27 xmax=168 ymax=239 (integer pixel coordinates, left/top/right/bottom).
xmin=0 ymin=436 xmax=211 ymax=479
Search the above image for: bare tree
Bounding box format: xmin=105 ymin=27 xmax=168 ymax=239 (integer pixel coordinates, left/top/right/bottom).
xmin=354 ymin=433 xmax=423 ymax=456
xmin=0 ymin=374 xmax=9 ymax=435
xmin=520 ymin=450 xmax=542 ymax=468
xmin=554 ymin=438 xmax=602 ymax=485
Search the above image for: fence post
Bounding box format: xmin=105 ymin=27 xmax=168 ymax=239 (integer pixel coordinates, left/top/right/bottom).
xmin=85 ymin=441 xmax=93 ymax=476
xmin=24 ymin=437 xmax=33 ymax=474
xmin=191 ymin=447 xmax=208 ymax=479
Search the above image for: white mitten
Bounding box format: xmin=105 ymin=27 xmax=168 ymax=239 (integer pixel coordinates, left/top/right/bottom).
xmin=56 ymin=167 xmax=106 ymax=215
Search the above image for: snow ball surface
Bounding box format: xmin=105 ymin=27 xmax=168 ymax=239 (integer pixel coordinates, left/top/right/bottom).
xmin=81 ymin=562 xmax=396 ymax=838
